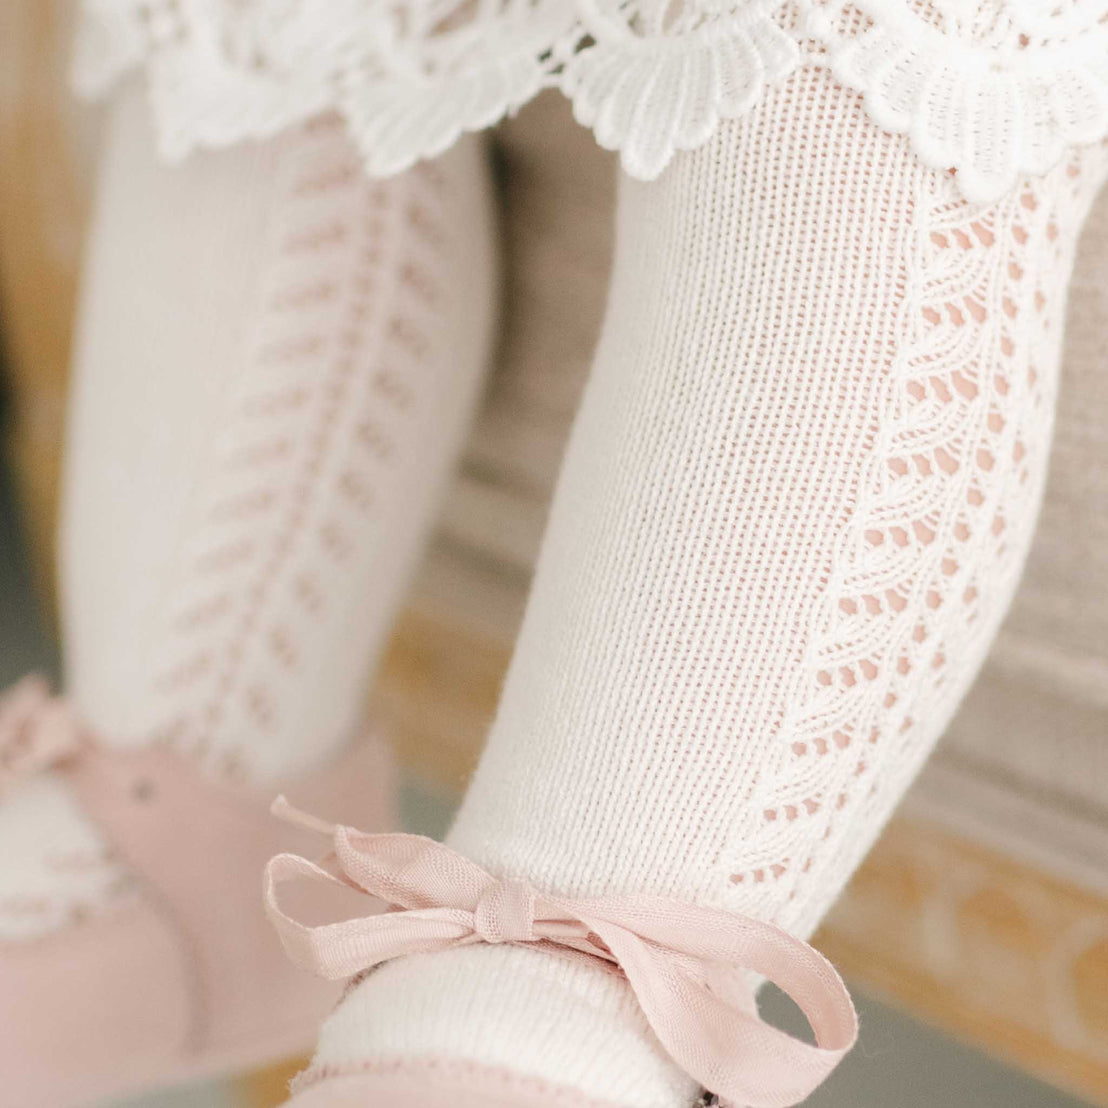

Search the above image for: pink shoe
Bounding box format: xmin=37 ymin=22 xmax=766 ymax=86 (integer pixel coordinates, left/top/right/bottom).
xmin=0 ymin=677 xmax=396 ymax=1108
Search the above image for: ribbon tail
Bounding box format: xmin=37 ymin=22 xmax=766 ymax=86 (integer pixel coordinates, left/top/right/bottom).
xmin=590 ymin=918 xmax=854 ymax=1108
xmin=272 ymin=794 xmax=339 ymax=836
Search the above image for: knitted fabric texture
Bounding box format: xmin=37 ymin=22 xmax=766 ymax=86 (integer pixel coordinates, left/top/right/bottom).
xmin=299 ymin=68 xmax=1108 ymax=1108
xmin=0 ymin=92 xmax=497 ymax=940
xmin=75 ymin=0 xmax=1108 ymax=201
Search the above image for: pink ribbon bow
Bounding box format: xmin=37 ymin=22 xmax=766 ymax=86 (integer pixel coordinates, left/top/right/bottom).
xmin=0 ymin=676 xmax=83 ymax=797
xmin=264 ymin=798 xmax=858 ymax=1108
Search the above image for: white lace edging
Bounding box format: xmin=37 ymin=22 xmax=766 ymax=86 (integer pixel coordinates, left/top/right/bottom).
xmin=74 ymin=0 xmax=1108 ymax=201
xmin=817 ymin=0 xmax=1108 ymax=202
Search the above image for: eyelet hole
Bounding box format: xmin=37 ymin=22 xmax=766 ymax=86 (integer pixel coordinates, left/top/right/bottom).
xmin=131 ymin=777 xmax=156 ymax=803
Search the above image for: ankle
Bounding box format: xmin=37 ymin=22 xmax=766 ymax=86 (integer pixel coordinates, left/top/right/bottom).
xmin=307 ymin=944 xmax=699 ymax=1108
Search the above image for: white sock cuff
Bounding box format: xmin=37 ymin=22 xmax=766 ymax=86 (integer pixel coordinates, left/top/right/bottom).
xmin=310 ymin=944 xmax=698 ymax=1108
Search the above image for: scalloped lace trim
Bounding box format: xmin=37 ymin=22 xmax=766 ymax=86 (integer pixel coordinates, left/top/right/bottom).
xmin=75 ymin=0 xmax=1108 ymax=200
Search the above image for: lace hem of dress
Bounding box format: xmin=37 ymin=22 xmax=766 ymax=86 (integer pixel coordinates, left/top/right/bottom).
xmin=74 ymin=0 xmax=1108 ymax=202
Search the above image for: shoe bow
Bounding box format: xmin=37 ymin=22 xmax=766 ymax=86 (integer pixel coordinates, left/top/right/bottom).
xmin=0 ymin=676 xmax=83 ymax=797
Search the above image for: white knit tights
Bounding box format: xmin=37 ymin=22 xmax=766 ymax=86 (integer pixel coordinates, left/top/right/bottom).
xmin=0 ymin=89 xmax=497 ymax=940
xmin=304 ymin=69 xmax=1108 ymax=1107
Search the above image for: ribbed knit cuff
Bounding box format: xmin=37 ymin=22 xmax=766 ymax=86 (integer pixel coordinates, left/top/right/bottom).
xmin=306 ymin=944 xmax=699 ymax=1108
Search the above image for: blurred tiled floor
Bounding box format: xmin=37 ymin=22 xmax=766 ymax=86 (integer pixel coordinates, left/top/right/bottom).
xmin=112 ymin=1085 xmax=234 ymax=1108
xmin=0 ymin=461 xmax=1091 ymax=1108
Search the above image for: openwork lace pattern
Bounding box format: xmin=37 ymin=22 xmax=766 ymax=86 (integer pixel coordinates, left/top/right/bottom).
xmin=720 ymin=140 xmax=1108 ymax=938
xmin=75 ymin=0 xmax=1108 ymax=200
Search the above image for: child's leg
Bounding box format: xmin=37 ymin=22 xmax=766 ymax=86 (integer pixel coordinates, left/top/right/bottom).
xmin=0 ymin=87 xmax=497 ymax=940
xmin=300 ymin=68 xmax=1108 ymax=1107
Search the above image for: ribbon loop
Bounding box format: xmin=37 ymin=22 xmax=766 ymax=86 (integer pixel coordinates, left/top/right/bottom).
xmin=264 ymin=805 xmax=858 ymax=1108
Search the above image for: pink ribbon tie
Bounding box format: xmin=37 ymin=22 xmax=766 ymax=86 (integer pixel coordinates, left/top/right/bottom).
xmin=264 ymin=797 xmax=858 ymax=1108
xmin=0 ymin=676 xmax=84 ymax=797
